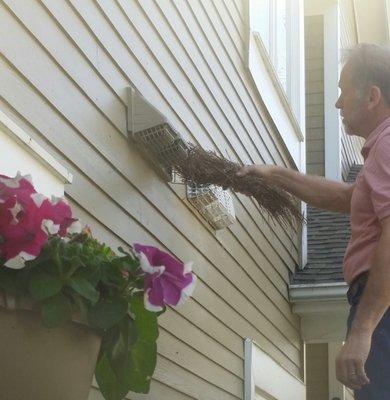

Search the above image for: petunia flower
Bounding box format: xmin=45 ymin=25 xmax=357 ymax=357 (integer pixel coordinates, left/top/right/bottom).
xmin=0 ymin=173 xmax=82 ymax=269
xmin=0 ymin=193 xmax=59 ymax=268
xmin=0 ymin=173 xmax=36 ymax=204
xmin=133 ymin=244 xmax=196 ymax=312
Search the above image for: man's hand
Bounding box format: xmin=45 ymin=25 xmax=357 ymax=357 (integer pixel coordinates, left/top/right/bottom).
xmin=336 ymin=332 xmax=371 ymax=390
xmin=234 ymin=165 xmax=282 ymax=196
xmin=236 ymin=164 xmax=281 ymax=181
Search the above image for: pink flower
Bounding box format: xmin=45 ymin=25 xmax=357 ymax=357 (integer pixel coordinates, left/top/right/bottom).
xmin=0 ymin=173 xmax=81 ymax=269
xmin=134 ymin=244 xmax=196 ymax=312
xmin=46 ymin=196 xmax=81 ymax=236
xmin=0 ymin=173 xmax=36 ymax=203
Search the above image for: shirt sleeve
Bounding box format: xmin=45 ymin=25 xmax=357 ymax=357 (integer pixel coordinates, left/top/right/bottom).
xmin=365 ymin=135 xmax=390 ymax=221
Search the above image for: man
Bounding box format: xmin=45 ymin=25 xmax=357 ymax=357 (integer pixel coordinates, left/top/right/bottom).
xmin=237 ymin=44 xmax=390 ymax=399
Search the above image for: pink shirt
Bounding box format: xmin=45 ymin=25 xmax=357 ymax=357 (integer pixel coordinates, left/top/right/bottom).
xmin=343 ymin=117 xmax=390 ymax=284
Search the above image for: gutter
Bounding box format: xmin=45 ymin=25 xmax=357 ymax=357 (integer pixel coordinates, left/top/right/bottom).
xmin=289 ymin=282 xmax=348 ymax=303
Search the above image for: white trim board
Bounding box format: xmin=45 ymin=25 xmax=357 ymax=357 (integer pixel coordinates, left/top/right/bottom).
xmin=0 ymin=110 xmax=72 ymax=197
xmin=0 ymin=110 xmax=72 ymax=184
xmin=244 ymin=339 xmax=305 ymax=400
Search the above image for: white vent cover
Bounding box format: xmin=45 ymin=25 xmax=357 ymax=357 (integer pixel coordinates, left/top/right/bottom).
xmin=127 ymin=88 xmax=188 ymax=181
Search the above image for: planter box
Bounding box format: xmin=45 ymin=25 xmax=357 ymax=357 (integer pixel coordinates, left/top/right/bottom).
xmin=0 ymin=295 xmax=101 ymax=400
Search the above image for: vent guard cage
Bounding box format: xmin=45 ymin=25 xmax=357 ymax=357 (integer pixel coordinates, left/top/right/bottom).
xmin=127 ymin=88 xmax=235 ymax=230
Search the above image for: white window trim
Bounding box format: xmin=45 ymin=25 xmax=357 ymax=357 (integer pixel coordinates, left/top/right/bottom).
xmin=244 ymin=338 xmax=306 ymax=400
xmin=247 ymin=0 xmax=305 ymax=171
xmin=0 ymin=110 xmax=72 ymax=184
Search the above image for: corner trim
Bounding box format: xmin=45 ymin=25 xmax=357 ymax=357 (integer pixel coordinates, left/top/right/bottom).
xmin=0 ymin=110 xmax=72 ymax=184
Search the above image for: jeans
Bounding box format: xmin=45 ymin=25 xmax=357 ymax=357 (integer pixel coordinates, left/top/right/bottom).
xmin=346 ymin=278 xmax=390 ymax=399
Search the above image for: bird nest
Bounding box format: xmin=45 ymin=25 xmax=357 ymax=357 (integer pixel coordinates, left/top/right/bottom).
xmin=172 ymin=146 xmax=303 ymax=227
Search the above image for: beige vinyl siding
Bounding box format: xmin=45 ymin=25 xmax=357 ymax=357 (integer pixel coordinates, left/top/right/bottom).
xmin=305 ymin=15 xmax=325 ymax=176
xmin=340 ymin=0 xmax=364 ymax=180
xmin=306 ymin=344 xmax=329 ymax=400
xmin=0 ymin=0 xmax=303 ymax=398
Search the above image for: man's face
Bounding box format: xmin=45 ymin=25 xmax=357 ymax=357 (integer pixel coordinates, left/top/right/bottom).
xmin=335 ymin=63 xmax=367 ymax=136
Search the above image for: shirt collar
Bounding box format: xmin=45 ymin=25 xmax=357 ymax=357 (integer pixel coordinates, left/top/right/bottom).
xmin=361 ymin=116 xmax=390 ymax=159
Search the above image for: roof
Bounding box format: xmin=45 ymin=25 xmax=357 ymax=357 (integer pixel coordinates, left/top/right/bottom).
xmin=291 ymin=164 xmax=362 ymax=285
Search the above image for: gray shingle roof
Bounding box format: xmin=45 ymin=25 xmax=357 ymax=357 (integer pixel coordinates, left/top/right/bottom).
xmin=291 ymin=164 xmax=362 ymax=285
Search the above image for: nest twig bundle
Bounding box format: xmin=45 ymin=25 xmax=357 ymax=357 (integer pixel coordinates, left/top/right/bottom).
xmin=172 ymin=145 xmax=303 ymax=227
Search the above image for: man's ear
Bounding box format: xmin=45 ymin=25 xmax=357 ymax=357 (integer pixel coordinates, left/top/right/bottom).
xmin=367 ymin=85 xmax=382 ymax=109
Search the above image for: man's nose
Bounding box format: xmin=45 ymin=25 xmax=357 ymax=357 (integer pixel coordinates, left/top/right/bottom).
xmin=335 ymin=97 xmax=341 ymax=109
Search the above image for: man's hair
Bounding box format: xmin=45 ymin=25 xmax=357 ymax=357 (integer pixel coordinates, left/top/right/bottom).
xmin=342 ymin=43 xmax=390 ymax=104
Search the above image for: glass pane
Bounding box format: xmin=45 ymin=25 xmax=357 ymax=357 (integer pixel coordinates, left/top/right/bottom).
xmin=252 ymin=0 xmax=271 ymax=52
xmin=275 ymin=0 xmax=287 ymax=91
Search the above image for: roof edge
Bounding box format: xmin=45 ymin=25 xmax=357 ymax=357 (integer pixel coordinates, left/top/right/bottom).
xmin=289 ymin=282 xmax=348 ymax=302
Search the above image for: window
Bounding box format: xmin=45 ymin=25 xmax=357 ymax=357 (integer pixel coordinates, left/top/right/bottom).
xmin=251 ymin=0 xmax=289 ymax=96
xmin=247 ymin=0 xmax=305 ymax=169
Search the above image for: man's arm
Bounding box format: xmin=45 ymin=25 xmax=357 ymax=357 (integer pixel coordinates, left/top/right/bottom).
xmin=336 ymin=216 xmax=390 ymax=390
xmin=236 ymin=165 xmax=354 ymax=213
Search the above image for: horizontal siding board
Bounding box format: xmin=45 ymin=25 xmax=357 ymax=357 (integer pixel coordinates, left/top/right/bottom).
xmin=307 ymin=164 xmax=325 ymax=176
xmin=305 ymin=15 xmax=325 ymax=176
xmin=306 ymin=69 xmax=324 ymax=82
xmin=306 ymin=139 xmax=325 ymax=152
xmin=41 ymin=0 xmax=131 ymax=103
xmin=306 ymin=93 xmax=324 ymax=105
xmin=307 ymin=151 xmax=325 ymax=164
xmin=306 ymin=59 xmax=324 ymax=71
xmin=153 ymin=355 xmax=241 ymax=400
xmin=157 ymin=329 xmax=243 ymax=397
xmin=88 ymin=380 xmax=196 ymax=400
xmin=210 ymin=0 xmax=245 ymax=58
xmin=3 ymin=0 xmax=125 ymax=134
xmin=159 ymin=310 xmax=244 ymax=378
xmin=306 ymin=81 xmax=324 ymax=94
xmin=307 ymin=104 xmax=324 ymax=116
xmin=223 ymin=0 xmax=245 ymax=41
xmin=307 ymin=128 xmax=325 ymax=140
xmin=306 ymin=116 xmax=324 ymax=129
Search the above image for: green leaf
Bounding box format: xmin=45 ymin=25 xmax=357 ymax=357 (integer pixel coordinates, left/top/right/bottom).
xmin=88 ymin=298 xmax=128 ymax=330
xmin=29 ymin=272 xmax=63 ymax=301
xmin=126 ymin=295 xmax=159 ymax=393
xmin=95 ymin=352 xmax=129 ymax=400
xmin=128 ymin=339 xmax=156 ymax=393
xmin=108 ymin=318 xmax=138 ymax=380
xmin=68 ymin=276 xmax=99 ymax=304
xmin=41 ymin=293 xmax=72 ymax=328
xmin=131 ymin=294 xmax=159 ymax=342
